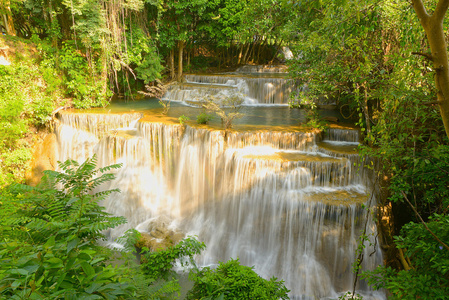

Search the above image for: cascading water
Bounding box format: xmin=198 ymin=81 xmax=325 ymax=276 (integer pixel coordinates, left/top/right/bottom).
xmin=163 ymin=66 xmax=300 ymax=105
xmin=54 ymin=105 xmax=384 ymax=299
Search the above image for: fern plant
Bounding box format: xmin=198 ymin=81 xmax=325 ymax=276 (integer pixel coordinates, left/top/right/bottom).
xmin=0 ymin=155 xmax=134 ymax=299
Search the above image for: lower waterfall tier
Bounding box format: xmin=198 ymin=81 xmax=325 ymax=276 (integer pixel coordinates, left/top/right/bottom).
xmin=52 ymin=110 xmax=384 ymax=300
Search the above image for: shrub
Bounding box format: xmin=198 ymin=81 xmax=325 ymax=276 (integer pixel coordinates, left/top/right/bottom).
xmin=179 ymin=114 xmax=190 ymax=125
xmin=200 ymin=92 xmax=244 ymax=130
xmin=196 ymin=112 xmax=213 ymax=124
xmin=187 ymin=258 xmax=290 ymax=300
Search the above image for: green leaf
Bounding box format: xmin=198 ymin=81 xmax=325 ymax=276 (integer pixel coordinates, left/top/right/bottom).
xmin=85 ymin=282 xmax=102 ymax=294
xmin=47 ymin=257 xmax=64 ymax=268
xmin=44 ymin=236 xmax=56 ymax=249
xmin=67 ymin=237 xmax=79 ymax=254
xmin=81 ymin=262 xmax=95 ymax=277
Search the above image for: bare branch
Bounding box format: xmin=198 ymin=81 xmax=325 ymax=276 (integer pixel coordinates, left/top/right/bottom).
xmin=411 ymin=0 xmax=430 ymax=23
xmin=411 ymin=51 xmax=433 ymax=61
xmin=401 ymin=191 xmax=449 ymax=252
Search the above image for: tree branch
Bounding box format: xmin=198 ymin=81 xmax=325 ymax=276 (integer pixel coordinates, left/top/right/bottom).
xmin=411 ymin=0 xmax=430 ymax=23
xmin=401 ymin=191 xmax=449 ymax=252
xmin=411 ymin=51 xmax=433 ymax=61
xmin=434 ymin=0 xmax=449 ymax=22
xmin=422 ymin=100 xmax=443 ymax=105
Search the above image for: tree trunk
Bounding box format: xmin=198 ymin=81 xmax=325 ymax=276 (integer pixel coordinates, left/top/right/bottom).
xmin=178 ymin=40 xmax=184 ymax=81
xmin=170 ymin=49 xmax=175 ymax=80
xmin=242 ymin=42 xmax=251 ymax=64
xmin=247 ymin=41 xmax=256 ymax=64
xmin=187 ymin=46 xmax=191 ymax=71
xmin=257 ymin=38 xmax=267 ymax=64
xmin=100 ymin=51 xmax=108 ymax=98
xmin=412 ymin=0 xmax=449 ymax=139
xmin=237 ymin=43 xmax=244 ymax=65
xmin=2 ymin=3 xmax=16 ymax=36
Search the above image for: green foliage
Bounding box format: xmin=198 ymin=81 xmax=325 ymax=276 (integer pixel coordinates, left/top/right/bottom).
xmin=140 ymin=236 xmax=205 ymax=280
xmin=128 ymin=27 xmax=163 ymax=83
xmin=187 ymin=258 xmax=290 ymax=300
xmin=178 ymin=114 xmax=190 ymax=125
xmin=0 ymin=65 xmax=27 ymax=150
xmin=0 ymin=155 xmax=134 ymax=299
xmin=196 ymin=112 xmax=213 ymax=124
xmin=0 ymin=59 xmax=41 ymax=186
xmin=363 ymin=215 xmax=449 ymax=299
xmin=59 ymin=42 xmax=109 ymax=108
xmin=290 ymin=92 xmax=328 ymax=130
xmin=0 ymin=148 xmax=32 ymax=187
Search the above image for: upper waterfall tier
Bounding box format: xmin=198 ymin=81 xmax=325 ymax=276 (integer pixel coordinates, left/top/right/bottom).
xmin=163 ymin=73 xmax=297 ymax=105
xmin=235 ymin=65 xmax=289 ymax=73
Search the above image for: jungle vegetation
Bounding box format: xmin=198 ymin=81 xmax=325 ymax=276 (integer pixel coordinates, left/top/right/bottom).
xmin=1 ymin=0 xmax=449 ymax=298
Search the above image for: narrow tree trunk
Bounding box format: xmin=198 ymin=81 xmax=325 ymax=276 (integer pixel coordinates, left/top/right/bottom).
xmin=170 ymin=49 xmax=175 ymax=80
xmin=270 ymin=39 xmax=283 ymax=64
xmin=237 ymin=43 xmax=244 ymax=65
xmin=257 ymin=38 xmax=267 ymax=64
xmin=48 ymin=0 xmax=58 ymax=48
xmin=247 ymin=41 xmax=256 ymax=63
xmin=178 ymin=40 xmax=184 ymax=81
xmin=363 ymin=82 xmax=371 ymax=136
xmin=186 ymin=46 xmax=191 ymax=70
xmin=242 ymin=42 xmax=251 ymax=64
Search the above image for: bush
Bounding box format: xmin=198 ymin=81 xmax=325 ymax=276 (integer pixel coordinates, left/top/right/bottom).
xmin=140 ymin=236 xmax=206 ymax=280
xmin=179 ymin=114 xmax=190 ymax=125
xmin=362 ymin=214 xmax=449 ymax=299
xmin=187 ymin=258 xmax=290 ymax=300
xmin=200 ymin=92 xmax=244 ymax=130
xmin=196 ymin=112 xmax=213 ymax=124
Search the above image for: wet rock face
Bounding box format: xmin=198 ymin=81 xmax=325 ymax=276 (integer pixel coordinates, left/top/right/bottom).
xmin=135 ymin=216 xmax=185 ymax=252
xmin=26 ymin=133 xmax=57 ymax=186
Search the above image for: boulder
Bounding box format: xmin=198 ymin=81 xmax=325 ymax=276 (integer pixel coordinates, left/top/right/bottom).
xmin=135 ymin=216 xmax=185 ymax=252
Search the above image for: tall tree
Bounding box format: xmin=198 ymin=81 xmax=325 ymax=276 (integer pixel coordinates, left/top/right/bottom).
xmin=412 ymin=0 xmax=449 ymax=139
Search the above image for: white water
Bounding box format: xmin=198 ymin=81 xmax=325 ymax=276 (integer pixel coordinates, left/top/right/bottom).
xmin=163 ymin=65 xmax=298 ymax=105
xmin=55 ymin=112 xmax=384 ymax=299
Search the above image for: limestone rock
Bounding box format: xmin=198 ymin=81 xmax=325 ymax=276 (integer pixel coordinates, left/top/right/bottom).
xmin=26 ymin=133 xmax=57 ymax=186
xmin=135 ymin=216 xmax=185 ymax=252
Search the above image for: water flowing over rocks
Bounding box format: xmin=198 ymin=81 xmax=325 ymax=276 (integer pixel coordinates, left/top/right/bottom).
xmin=52 ymin=107 xmax=384 ymax=299
xmin=162 ymin=65 xmax=336 ymax=106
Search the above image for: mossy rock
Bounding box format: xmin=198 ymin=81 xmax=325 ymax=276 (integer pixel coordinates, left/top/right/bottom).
xmin=135 ymin=216 xmax=185 ymax=252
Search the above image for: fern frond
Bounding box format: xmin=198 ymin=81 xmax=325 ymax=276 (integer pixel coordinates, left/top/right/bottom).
xmin=99 ymin=163 xmax=123 ymax=173
xmin=92 ymin=189 xmax=120 ymax=200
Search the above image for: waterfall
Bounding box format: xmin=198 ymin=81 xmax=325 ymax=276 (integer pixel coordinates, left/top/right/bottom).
xmin=54 ymin=111 xmax=384 ymax=300
xmin=163 ymin=63 xmax=299 ymax=106
xmin=162 ymin=67 xmax=340 ymax=106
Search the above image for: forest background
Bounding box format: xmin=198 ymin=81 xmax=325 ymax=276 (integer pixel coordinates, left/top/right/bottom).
xmin=0 ymin=0 xmax=448 ymax=299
